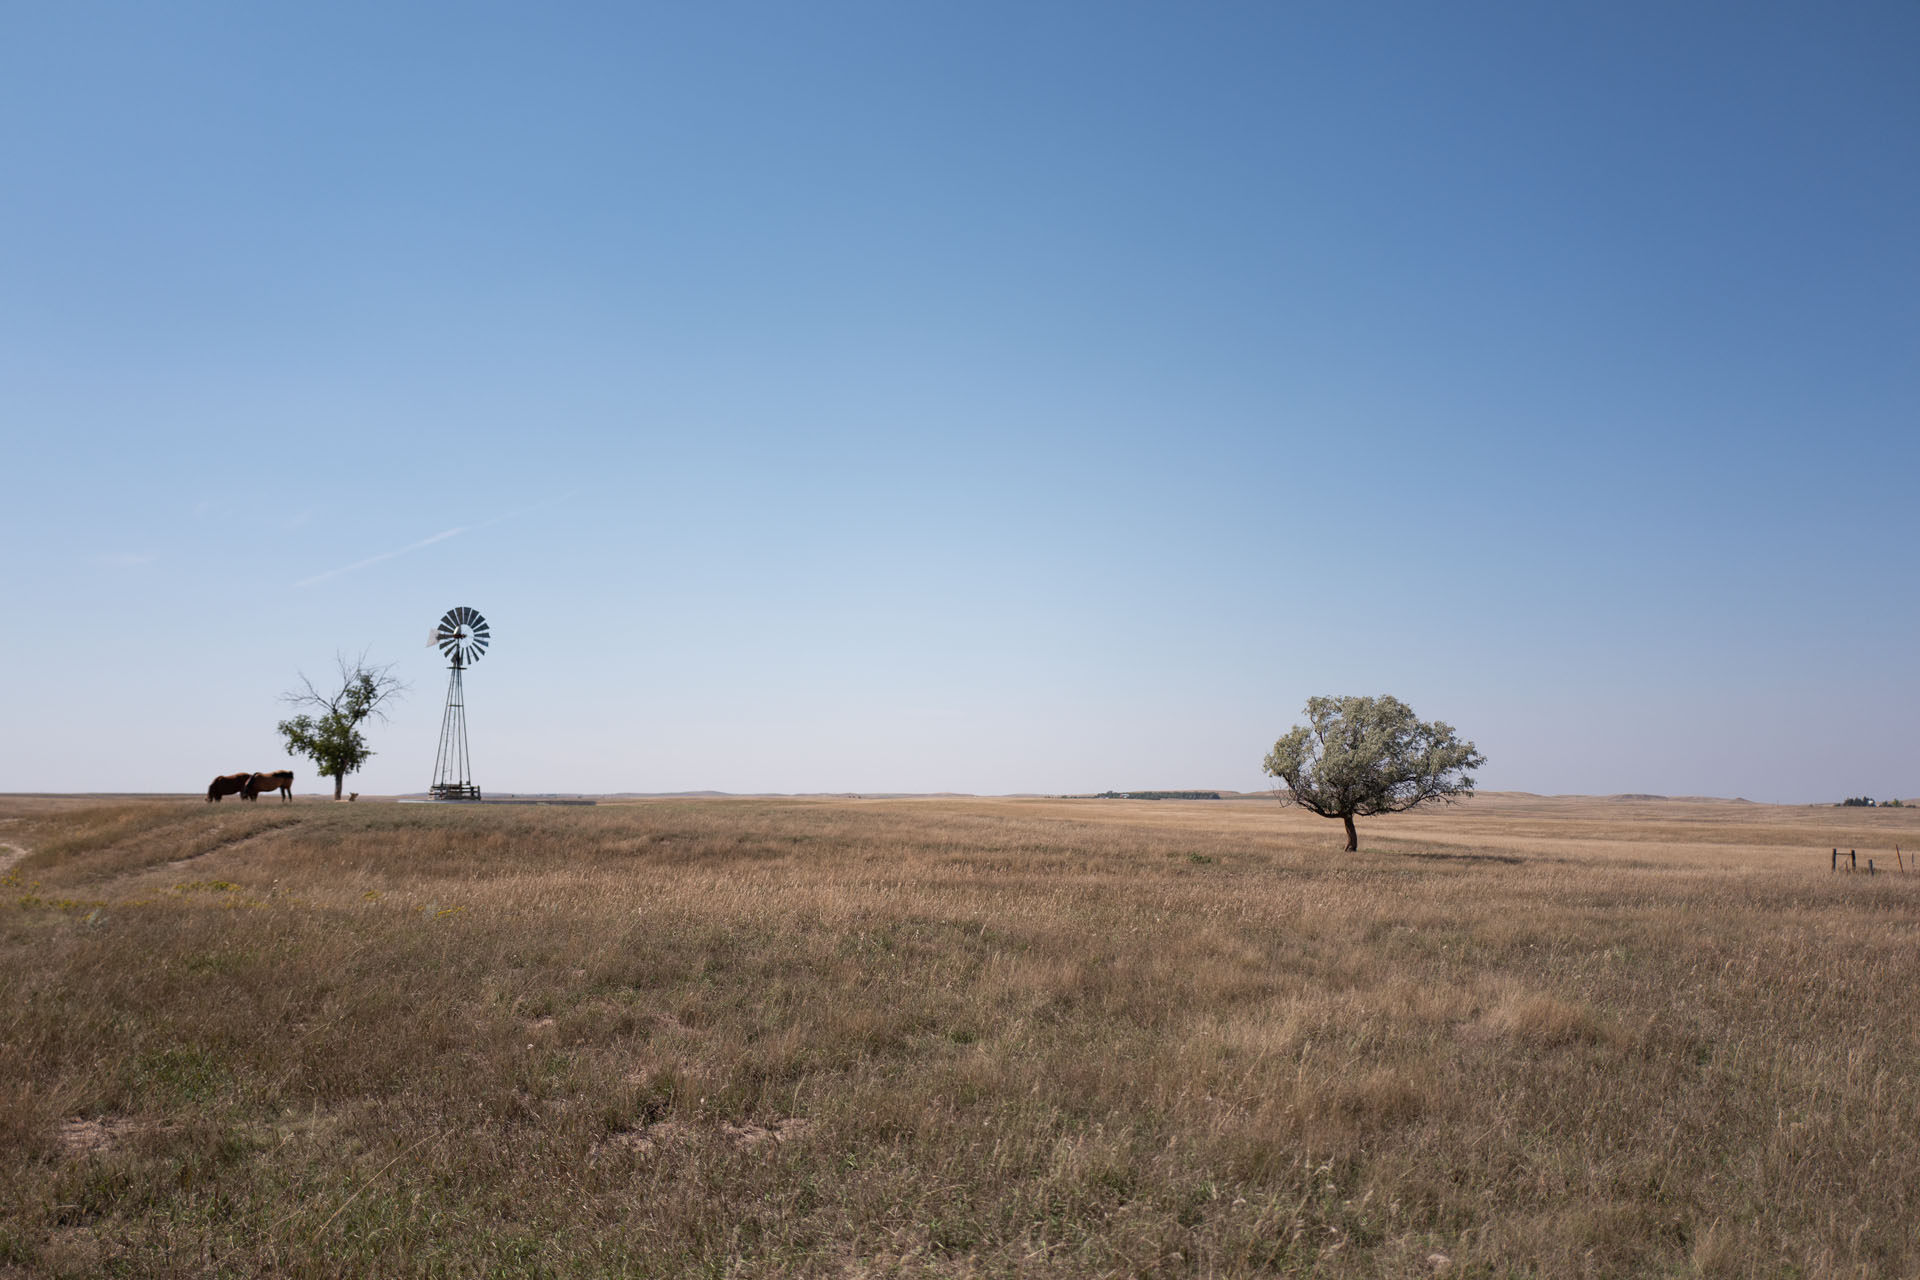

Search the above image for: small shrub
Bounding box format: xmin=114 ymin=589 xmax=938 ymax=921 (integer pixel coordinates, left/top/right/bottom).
xmin=1489 ymin=994 xmax=1611 ymax=1048
xmin=1332 ymin=1069 xmax=1425 ymax=1130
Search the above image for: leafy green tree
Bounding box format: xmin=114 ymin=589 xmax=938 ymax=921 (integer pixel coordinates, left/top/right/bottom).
xmin=276 ymin=655 xmax=406 ymax=800
xmin=1263 ymin=695 xmax=1485 ymax=851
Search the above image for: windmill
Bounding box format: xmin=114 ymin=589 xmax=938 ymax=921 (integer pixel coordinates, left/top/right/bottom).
xmin=428 ymin=606 xmax=489 ymax=801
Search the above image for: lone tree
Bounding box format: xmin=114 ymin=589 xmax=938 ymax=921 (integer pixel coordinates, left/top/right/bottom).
xmin=276 ymin=654 xmax=406 ymax=800
xmin=1263 ymin=695 xmax=1485 ymax=851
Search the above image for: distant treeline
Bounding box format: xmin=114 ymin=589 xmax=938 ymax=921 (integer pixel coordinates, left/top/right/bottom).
xmin=1839 ymin=796 xmax=1904 ymax=807
xmin=1096 ymin=791 xmax=1221 ymax=801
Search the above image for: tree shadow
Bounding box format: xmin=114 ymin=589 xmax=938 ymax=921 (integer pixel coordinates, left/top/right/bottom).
xmin=1397 ymin=849 xmax=1526 ymax=866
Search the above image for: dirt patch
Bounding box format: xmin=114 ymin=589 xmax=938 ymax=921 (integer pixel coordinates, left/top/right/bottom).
xmin=722 ymin=1117 xmax=812 ymax=1149
xmin=57 ymin=1116 xmax=153 ymax=1158
xmin=595 ymin=1116 xmax=810 ymax=1156
xmin=599 ymin=1118 xmax=697 ymax=1155
xmin=0 ymin=842 xmax=28 ymax=877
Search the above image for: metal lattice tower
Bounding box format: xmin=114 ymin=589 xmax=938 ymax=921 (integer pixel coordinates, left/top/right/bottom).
xmin=429 ymin=607 xmax=489 ymax=800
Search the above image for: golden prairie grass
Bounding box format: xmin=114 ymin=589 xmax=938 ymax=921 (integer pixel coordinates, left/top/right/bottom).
xmin=0 ymin=792 xmax=1917 ymax=1277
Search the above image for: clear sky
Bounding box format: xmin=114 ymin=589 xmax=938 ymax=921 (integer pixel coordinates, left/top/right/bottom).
xmin=3 ymin=3 xmax=1915 ymax=801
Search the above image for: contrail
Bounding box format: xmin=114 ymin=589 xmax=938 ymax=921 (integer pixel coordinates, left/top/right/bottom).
xmin=291 ymin=488 xmax=581 ymax=588
xmin=295 ymin=527 xmax=467 ymax=588
xmin=475 ymin=488 xmax=580 ymax=531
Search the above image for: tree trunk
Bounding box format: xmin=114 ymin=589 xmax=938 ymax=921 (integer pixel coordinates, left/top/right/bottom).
xmin=333 ymin=772 xmax=344 ymax=800
xmin=1342 ymin=812 xmax=1358 ymax=852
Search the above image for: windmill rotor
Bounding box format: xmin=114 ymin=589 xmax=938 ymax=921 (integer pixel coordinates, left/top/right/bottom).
xmin=432 ymin=606 xmax=490 ymax=667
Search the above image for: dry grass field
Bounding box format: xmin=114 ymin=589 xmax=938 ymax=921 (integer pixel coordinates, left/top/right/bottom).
xmin=2 ymin=791 xmax=1918 ymax=1278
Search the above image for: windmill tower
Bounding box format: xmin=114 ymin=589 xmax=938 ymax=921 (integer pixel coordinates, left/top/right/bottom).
xmin=429 ymin=606 xmax=489 ymax=800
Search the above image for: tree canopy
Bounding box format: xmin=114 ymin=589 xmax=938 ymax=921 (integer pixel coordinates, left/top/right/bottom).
xmin=1263 ymin=695 xmax=1485 ymax=851
xmin=276 ymin=654 xmax=405 ymax=800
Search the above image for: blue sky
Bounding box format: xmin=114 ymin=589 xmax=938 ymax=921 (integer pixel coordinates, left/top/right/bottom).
xmin=3 ymin=3 xmax=1915 ymax=799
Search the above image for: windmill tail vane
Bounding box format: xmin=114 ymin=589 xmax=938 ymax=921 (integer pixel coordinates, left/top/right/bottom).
xmin=430 ymin=606 xmax=489 ymax=801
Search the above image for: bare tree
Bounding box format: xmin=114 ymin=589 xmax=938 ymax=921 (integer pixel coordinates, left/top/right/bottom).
xmin=276 ymin=653 xmax=407 ymax=800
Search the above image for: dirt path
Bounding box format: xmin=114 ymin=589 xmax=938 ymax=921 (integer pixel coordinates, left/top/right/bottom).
xmin=0 ymin=842 xmax=28 ymax=876
xmin=164 ymin=823 xmax=291 ymax=873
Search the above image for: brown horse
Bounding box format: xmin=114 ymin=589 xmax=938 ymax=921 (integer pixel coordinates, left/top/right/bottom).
xmin=242 ymin=770 xmax=295 ymax=803
xmin=206 ymin=773 xmax=251 ymax=803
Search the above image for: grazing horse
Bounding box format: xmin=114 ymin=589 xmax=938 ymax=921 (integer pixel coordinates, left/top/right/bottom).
xmin=206 ymin=773 xmax=251 ymax=803
xmin=243 ymin=770 xmax=295 ymax=803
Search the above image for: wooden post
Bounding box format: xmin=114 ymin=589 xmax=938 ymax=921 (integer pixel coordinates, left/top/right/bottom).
xmin=1898 ymin=846 xmax=1905 ymax=873
xmin=1868 ymin=859 xmax=1875 ymax=876
xmin=1850 ymin=849 xmax=1857 ymax=871
xmin=1832 ymin=848 xmax=1838 ymax=872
